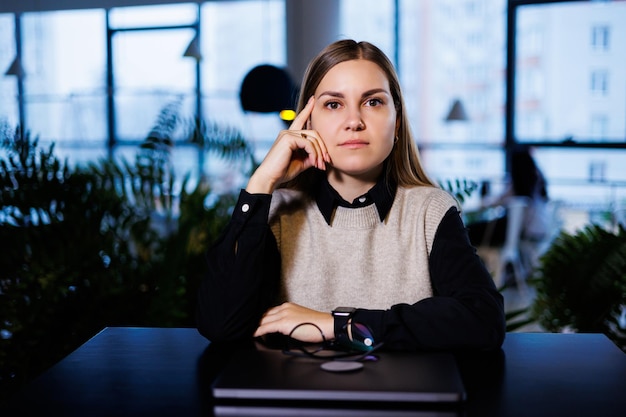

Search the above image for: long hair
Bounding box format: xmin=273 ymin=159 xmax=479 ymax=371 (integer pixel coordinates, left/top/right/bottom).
xmin=286 ymin=39 xmax=436 ymax=191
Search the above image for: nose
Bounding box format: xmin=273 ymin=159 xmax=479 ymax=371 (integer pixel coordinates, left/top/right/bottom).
xmin=346 ymin=108 xmax=365 ymax=131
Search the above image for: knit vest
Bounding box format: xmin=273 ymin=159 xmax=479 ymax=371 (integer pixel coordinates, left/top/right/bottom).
xmin=268 ymin=186 xmax=459 ymax=312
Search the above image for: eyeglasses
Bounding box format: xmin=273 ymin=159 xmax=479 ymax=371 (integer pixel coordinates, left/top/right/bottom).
xmin=282 ymin=322 xmax=384 ymax=362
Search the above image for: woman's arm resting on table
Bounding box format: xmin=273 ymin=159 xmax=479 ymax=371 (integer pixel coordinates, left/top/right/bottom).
xmin=354 ymin=207 xmax=506 ymax=351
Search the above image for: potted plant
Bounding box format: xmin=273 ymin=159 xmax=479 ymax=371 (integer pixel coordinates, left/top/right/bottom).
xmin=526 ymin=224 xmax=626 ymax=351
xmin=0 ymin=108 xmax=254 ymax=400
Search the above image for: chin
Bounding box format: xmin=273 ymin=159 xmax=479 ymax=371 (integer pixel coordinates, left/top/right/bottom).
xmin=331 ymin=162 xmax=383 ymax=178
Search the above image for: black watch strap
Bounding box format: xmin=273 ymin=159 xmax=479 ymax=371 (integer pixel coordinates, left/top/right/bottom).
xmin=332 ymin=307 xmax=356 ymax=346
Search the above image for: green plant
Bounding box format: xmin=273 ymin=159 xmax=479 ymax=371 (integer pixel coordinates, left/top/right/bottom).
xmin=0 ymin=109 xmax=254 ymax=399
xmin=529 ymin=224 xmax=626 ymax=350
xmin=439 ymin=178 xmax=478 ymax=205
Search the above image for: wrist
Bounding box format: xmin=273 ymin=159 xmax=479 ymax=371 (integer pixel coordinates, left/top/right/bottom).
xmin=332 ymin=307 xmax=356 ymax=346
xmin=245 ymin=173 xmax=276 ymax=194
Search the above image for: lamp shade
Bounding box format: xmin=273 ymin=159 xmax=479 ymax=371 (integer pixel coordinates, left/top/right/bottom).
xmin=445 ymin=98 xmax=469 ymax=122
xmin=5 ymin=56 xmax=24 ymax=77
xmin=183 ymin=37 xmax=202 ymax=61
xmin=239 ymin=64 xmax=298 ymax=114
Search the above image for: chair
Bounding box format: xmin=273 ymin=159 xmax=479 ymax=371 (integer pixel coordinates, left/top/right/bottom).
xmin=493 ymin=197 xmax=530 ymax=291
xmin=518 ymin=199 xmax=564 ymax=280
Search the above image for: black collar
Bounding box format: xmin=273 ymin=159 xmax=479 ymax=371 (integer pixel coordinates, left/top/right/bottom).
xmin=313 ymin=172 xmax=397 ymax=225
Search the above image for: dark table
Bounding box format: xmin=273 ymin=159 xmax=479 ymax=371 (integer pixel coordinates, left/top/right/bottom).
xmin=3 ymin=327 xmax=626 ymax=417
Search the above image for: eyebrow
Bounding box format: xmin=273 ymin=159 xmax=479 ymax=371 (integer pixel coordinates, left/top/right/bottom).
xmin=317 ymin=88 xmax=390 ymax=100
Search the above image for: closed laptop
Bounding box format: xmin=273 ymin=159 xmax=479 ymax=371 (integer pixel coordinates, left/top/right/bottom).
xmin=211 ymin=347 xmax=466 ymax=405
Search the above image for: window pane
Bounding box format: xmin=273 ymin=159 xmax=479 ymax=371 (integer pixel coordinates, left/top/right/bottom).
xmin=339 ymin=0 xmax=395 ymax=58
xmin=534 ymin=147 xmax=626 ymax=230
xmin=395 ymin=0 xmax=506 ymax=185
xmin=21 ymin=9 xmax=107 ymax=151
xmin=112 ymin=28 xmax=197 ymax=141
xmin=515 ymin=1 xmax=626 ymax=143
xmin=110 ymin=1 xmax=286 ymax=192
xmin=398 ymin=0 xmax=506 ymax=147
xmin=0 ymin=14 xmax=18 ymax=130
xmin=421 ymin=147 xmax=505 ymax=186
xmin=591 ymin=25 xmax=609 ymax=51
xmin=200 ymin=0 xmax=286 ymax=151
xmin=108 ymin=3 xmax=198 ymax=29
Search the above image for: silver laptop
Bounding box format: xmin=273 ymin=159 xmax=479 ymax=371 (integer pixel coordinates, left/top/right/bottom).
xmin=211 ymin=347 xmax=466 ymax=405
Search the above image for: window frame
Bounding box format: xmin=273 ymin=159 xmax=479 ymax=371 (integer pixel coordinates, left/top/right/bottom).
xmin=506 ymin=0 xmax=626 ymax=153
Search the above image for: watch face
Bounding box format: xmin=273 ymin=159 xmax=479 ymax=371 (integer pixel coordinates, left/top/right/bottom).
xmin=333 ymin=307 xmax=356 ymax=316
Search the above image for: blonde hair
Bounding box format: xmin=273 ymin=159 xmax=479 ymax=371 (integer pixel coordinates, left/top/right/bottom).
xmin=288 ymin=39 xmax=436 ymax=190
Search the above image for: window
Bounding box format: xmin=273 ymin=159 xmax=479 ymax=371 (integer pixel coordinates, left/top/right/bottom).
xmin=2 ymin=0 xmax=625 ymax=213
xmin=396 ymin=0 xmax=507 ymax=184
xmin=512 ymin=0 xmax=626 ymax=213
xmin=0 ymin=14 xmax=18 ymax=131
xmin=6 ymin=0 xmax=508 ymax=186
xmin=590 ymin=69 xmax=609 ymax=96
xmin=339 ymin=0 xmax=395 ymax=59
xmin=109 ymin=3 xmax=197 ymax=28
xmin=1 ymin=1 xmax=285 ymax=183
xmin=109 ymin=3 xmax=199 ymax=143
xmin=590 ymin=114 xmax=608 ymax=140
xmin=200 ymin=0 xmax=286 ymax=130
xmin=20 ymin=9 xmax=107 ymax=164
xmin=514 ymin=1 xmax=626 ymax=143
xmin=591 ymin=25 xmax=609 ymax=51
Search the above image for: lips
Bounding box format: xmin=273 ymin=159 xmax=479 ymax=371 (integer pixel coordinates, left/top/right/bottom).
xmin=339 ymin=139 xmax=369 ymax=148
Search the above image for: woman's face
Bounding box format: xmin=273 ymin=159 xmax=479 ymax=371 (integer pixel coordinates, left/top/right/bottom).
xmin=311 ymin=59 xmax=397 ymax=180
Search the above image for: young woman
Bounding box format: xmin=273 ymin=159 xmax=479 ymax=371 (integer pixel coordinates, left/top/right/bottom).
xmin=197 ymin=39 xmax=505 ymax=351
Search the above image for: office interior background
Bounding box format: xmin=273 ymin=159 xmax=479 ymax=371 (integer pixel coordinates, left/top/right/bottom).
xmin=1 ymin=0 xmax=625 ymax=229
xmin=1 ymin=0 xmax=626 ymax=399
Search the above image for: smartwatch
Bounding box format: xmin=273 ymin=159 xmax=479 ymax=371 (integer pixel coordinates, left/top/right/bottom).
xmin=332 ymin=307 xmax=356 ymax=346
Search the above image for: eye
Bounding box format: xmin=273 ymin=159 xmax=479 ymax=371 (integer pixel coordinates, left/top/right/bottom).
xmin=324 ymin=101 xmax=341 ymax=110
xmin=365 ymin=97 xmax=384 ymax=107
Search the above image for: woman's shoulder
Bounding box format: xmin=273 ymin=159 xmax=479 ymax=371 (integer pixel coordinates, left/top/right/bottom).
xmin=397 ymin=186 xmax=460 ymax=253
xmin=398 ymin=185 xmax=460 ymax=211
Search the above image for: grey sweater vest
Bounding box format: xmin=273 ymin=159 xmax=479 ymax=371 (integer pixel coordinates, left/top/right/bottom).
xmin=269 ymin=186 xmax=459 ymax=312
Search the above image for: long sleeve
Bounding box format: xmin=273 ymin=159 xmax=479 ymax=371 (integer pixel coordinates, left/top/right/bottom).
xmin=196 ymin=190 xmax=281 ymax=343
xmin=353 ymin=207 xmax=506 ymax=351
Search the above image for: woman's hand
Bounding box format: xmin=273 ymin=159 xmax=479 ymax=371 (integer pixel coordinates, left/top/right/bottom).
xmin=254 ymin=302 xmax=334 ymax=343
xmin=246 ymin=96 xmax=331 ymax=194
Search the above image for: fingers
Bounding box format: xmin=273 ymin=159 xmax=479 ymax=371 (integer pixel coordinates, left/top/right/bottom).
xmin=254 ymin=303 xmax=331 ymax=343
xmin=246 ymin=97 xmax=331 ymax=193
xmin=254 ymin=303 xmax=291 ymax=334
xmin=288 ymin=96 xmax=331 ymax=168
xmin=303 ymin=131 xmax=331 ymax=167
xmin=289 ymin=96 xmax=315 ymax=130
xmin=281 ymin=130 xmax=328 ymax=170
